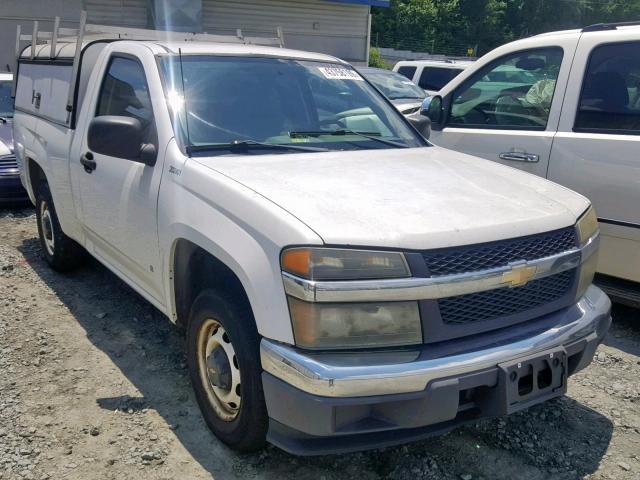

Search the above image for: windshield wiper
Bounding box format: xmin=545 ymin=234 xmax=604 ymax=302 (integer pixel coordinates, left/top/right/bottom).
xmin=187 ymin=139 xmax=329 ymax=155
xmin=289 ymin=129 xmax=408 ymax=148
xmin=388 ymin=96 xmax=423 ymax=100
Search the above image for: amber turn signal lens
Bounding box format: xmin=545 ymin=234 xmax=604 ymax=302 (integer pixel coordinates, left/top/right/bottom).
xmin=281 ymin=248 xmax=311 ymax=277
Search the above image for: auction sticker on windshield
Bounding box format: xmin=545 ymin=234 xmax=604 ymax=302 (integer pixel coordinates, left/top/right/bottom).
xmin=318 ymin=66 xmax=363 ymax=81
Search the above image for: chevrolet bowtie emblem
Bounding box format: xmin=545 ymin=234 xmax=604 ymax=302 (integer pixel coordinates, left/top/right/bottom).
xmin=502 ymin=264 xmax=537 ymax=287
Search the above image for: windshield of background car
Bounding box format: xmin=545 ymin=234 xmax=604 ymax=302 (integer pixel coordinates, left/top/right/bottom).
xmin=0 ymin=80 xmax=14 ymax=118
xmin=363 ymin=70 xmax=426 ymax=100
xmin=159 ymin=56 xmax=425 ymax=154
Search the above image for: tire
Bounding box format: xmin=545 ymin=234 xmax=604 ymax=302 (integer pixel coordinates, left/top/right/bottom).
xmin=34 ymin=180 xmax=86 ymax=272
xmin=186 ymin=289 xmax=268 ymax=452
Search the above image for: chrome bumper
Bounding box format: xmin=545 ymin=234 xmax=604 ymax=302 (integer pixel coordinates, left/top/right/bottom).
xmin=261 ymin=285 xmax=611 ymax=398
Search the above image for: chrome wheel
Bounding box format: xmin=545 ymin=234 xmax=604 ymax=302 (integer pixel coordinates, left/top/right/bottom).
xmin=39 ymin=200 xmax=55 ymax=256
xmin=197 ymin=319 xmax=242 ymax=421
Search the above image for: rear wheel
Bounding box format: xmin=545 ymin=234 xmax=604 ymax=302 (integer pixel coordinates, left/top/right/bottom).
xmin=186 ymin=289 xmax=268 ymax=452
xmin=35 ymin=181 xmax=86 ymax=272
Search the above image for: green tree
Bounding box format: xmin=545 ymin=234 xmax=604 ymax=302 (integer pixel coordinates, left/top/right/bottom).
xmin=368 ymin=47 xmax=391 ymax=68
xmin=372 ymin=0 xmax=640 ymax=58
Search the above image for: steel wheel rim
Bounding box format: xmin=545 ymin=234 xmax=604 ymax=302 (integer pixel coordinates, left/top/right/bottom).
xmin=197 ymin=319 xmax=242 ymax=421
xmin=40 ymin=200 xmax=55 ymax=256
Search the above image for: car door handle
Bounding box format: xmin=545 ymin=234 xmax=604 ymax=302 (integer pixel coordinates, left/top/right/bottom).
xmin=80 ymin=152 xmax=96 ymax=173
xmin=499 ymin=152 xmax=539 ymax=163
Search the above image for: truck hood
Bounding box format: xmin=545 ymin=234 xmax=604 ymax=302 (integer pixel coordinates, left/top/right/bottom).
xmin=196 ymin=146 xmax=589 ymax=250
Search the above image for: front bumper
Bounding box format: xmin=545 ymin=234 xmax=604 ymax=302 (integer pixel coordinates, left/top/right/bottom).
xmin=0 ymin=174 xmax=29 ymax=203
xmin=260 ymin=285 xmax=611 ymax=455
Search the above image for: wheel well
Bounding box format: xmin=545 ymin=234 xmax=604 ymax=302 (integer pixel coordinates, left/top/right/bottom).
xmin=27 ymin=158 xmax=46 ymax=191
xmin=173 ymin=239 xmax=252 ymax=329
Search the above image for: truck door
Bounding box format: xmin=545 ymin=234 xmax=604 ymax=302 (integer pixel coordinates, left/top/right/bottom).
xmin=547 ymin=36 xmax=640 ymax=283
xmin=74 ymin=53 xmax=166 ymax=302
xmin=430 ymin=39 xmax=577 ymax=177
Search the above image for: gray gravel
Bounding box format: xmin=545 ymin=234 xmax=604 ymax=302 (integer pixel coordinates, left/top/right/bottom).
xmin=0 ymin=205 xmax=639 ymax=480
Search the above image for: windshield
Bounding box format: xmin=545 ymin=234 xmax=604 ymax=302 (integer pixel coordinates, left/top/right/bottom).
xmin=0 ymin=80 xmax=14 ymax=118
xmin=159 ymin=56 xmax=425 ymax=155
xmin=361 ymin=70 xmax=425 ymax=100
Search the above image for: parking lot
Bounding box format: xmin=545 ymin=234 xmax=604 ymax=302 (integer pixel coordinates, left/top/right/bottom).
xmin=0 ymin=206 xmax=638 ymax=480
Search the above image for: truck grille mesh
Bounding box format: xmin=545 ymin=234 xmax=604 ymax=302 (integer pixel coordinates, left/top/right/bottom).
xmin=439 ymin=269 xmax=575 ymax=325
xmin=423 ymin=227 xmax=577 ymax=276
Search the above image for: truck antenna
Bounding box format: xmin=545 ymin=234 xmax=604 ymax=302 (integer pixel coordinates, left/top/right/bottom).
xmin=178 ymin=48 xmax=192 ymax=156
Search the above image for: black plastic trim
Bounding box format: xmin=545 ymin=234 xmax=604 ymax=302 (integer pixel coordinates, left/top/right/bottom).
xmin=598 ymin=217 xmax=640 ymax=230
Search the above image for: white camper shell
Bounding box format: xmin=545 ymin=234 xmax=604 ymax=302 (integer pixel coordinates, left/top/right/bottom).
xmin=14 ymin=12 xmax=285 ymax=128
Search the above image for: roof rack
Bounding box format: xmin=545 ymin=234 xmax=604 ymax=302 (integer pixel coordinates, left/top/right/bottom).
xmin=582 ymin=20 xmax=640 ymax=32
xmin=15 ymin=11 xmax=285 ymax=123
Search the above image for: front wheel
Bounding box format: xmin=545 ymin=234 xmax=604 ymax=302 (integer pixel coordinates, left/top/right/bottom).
xmin=186 ymin=290 xmax=268 ymax=452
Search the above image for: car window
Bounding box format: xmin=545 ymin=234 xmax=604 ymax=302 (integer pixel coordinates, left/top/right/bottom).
xmin=362 ymin=70 xmax=425 ymax=100
xmin=449 ymin=48 xmax=563 ymax=130
xmin=96 ymin=56 xmax=154 ymax=138
xmin=418 ymin=67 xmax=463 ymax=91
xmin=574 ymin=41 xmax=640 ymax=134
xmin=0 ymin=80 xmax=13 ymax=118
xmin=397 ymin=66 xmax=417 ymax=80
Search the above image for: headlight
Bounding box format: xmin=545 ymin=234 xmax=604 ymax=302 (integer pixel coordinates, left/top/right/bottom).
xmin=288 ymin=297 xmax=422 ymax=349
xmin=575 ymin=206 xmax=599 ymax=300
xmin=576 ymin=206 xmax=598 ymax=246
xmin=281 ymin=247 xmax=410 ymax=280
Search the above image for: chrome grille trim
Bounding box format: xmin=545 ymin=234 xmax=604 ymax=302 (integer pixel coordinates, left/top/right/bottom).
xmin=282 ymin=231 xmax=598 ymax=303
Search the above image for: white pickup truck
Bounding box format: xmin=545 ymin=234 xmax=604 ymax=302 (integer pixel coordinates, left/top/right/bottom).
xmin=13 ymin=19 xmax=610 ymax=455
xmin=423 ymin=22 xmax=640 ymax=307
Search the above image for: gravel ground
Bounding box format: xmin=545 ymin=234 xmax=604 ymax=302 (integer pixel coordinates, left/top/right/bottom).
xmin=0 ymin=205 xmax=639 ymax=480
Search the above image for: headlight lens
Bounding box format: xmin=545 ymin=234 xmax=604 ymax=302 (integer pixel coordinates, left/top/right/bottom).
xmin=576 ymin=206 xmax=598 ymax=245
xmin=288 ymin=297 xmax=422 ymax=349
xmin=281 ymin=247 xmax=410 ymax=280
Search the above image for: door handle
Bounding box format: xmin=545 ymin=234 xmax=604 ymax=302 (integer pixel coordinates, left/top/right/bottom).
xmin=499 ymin=152 xmax=539 ymax=163
xmin=80 ymin=152 xmax=96 ymax=173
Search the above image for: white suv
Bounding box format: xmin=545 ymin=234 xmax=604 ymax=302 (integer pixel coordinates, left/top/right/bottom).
xmin=393 ymin=59 xmax=474 ymax=95
xmin=425 ymin=22 xmax=640 ymax=305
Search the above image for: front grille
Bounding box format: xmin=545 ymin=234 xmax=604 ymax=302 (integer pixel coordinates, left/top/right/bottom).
xmin=423 ymin=227 xmax=577 ymax=276
xmin=439 ymin=269 xmax=575 ymax=325
xmin=0 ymin=155 xmax=18 ymax=173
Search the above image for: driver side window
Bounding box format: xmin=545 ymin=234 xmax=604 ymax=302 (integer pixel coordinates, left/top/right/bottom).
xmin=96 ymin=56 xmax=155 ymax=142
xmin=449 ymin=48 xmax=563 ymax=130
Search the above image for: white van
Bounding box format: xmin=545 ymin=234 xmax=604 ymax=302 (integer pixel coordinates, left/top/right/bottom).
xmin=423 ymin=22 xmax=640 ymax=306
xmin=393 ymin=59 xmax=474 ymax=95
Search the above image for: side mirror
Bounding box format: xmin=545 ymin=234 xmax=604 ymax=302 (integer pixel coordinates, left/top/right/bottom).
xmin=420 ymin=95 xmax=443 ymax=129
xmin=88 ymin=116 xmax=156 ymax=166
xmin=406 ymin=112 xmax=431 ymax=139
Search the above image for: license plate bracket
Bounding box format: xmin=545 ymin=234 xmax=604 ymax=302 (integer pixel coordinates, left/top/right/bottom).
xmin=497 ymin=347 xmax=568 ymax=415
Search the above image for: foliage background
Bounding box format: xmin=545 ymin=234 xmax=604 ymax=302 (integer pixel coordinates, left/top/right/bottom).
xmin=371 ymin=0 xmax=640 ymax=57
